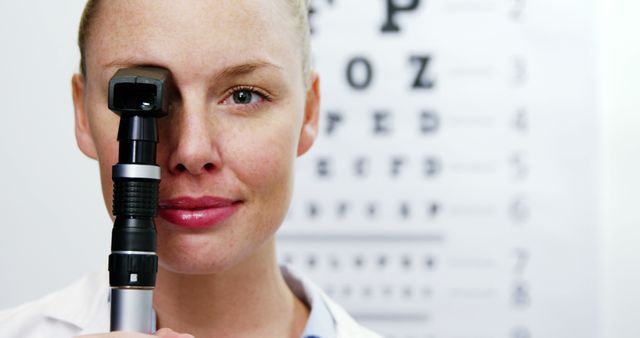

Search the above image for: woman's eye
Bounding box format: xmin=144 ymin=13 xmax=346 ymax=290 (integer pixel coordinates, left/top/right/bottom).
xmin=233 ymin=90 xmax=253 ymax=104
xmin=224 ymin=88 xmax=265 ymax=105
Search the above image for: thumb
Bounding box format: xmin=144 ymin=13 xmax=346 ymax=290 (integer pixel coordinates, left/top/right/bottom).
xmin=154 ymin=328 xmax=195 ymax=338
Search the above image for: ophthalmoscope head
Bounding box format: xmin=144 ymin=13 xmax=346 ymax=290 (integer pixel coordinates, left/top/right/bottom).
xmin=108 ymin=67 xmax=171 ymax=118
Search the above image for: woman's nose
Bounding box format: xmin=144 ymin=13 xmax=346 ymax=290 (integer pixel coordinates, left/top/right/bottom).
xmin=164 ymin=95 xmax=221 ymax=176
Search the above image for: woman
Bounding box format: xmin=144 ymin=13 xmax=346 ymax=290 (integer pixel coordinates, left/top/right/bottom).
xmin=0 ymin=0 xmax=381 ymax=337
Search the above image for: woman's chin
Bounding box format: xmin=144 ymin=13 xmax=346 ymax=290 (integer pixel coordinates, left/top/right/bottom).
xmin=157 ymin=248 xmax=238 ymax=275
xmin=153 ymin=208 xmax=280 ymax=276
xmin=156 ymin=231 xmax=241 ymax=275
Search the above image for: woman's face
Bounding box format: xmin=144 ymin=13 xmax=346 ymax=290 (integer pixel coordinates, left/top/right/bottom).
xmin=72 ymin=0 xmax=319 ymax=274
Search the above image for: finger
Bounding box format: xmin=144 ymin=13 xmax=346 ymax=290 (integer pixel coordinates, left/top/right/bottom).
xmin=76 ymin=332 xmax=154 ymax=338
xmin=155 ymin=328 xmax=195 ymax=338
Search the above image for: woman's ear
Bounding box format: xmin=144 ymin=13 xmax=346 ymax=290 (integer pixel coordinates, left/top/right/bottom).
xmin=297 ymin=72 xmax=320 ymax=157
xmin=72 ymin=74 xmax=98 ymax=160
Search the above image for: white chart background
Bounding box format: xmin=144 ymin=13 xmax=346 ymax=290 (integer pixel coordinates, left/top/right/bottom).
xmin=278 ymin=1 xmax=598 ymax=337
xmin=0 ymin=1 xmax=639 ymax=338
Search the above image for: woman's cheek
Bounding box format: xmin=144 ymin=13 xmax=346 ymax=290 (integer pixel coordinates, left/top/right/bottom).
xmin=226 ymin=121 xmax=297 ymax=195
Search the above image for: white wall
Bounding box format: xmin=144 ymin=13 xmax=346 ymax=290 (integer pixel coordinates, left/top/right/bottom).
xmin=0 ymin=1 xmax=638 ymax=337
xmin=598 ymin=1 xmax=640 ymax=337
xmin=0 ymin=0 xmax=109 ymax=309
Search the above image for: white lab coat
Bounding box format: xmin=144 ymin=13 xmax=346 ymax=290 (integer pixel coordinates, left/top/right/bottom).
xmin=0 ymin=266 xmax=382 ymax=338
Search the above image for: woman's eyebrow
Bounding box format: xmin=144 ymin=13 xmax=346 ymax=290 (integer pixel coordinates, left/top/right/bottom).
xmin=101 ymin=58 xmax=164 ymax=75
xmin=102 ymin=59 xmax=284 ymax=79
xmin=213 ymin=61 xmax=284 ymax=81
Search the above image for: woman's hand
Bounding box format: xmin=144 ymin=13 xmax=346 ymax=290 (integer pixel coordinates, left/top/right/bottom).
xmin=77 ymin=328 xmax=194 ymax=338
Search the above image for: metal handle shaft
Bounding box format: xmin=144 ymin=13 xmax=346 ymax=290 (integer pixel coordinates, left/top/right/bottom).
xmin=110 ymin=288 xmax=155 ymax=333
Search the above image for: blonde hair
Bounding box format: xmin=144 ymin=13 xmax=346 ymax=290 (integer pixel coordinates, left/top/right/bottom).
xmin=77 ymin=0 xmax=312 ymax=87
xmin=286 ymin=0 xmax=312 ymax=88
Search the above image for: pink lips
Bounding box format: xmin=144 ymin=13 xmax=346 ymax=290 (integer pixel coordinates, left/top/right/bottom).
xmin=158 ymin=196 xmax=240 ymax=229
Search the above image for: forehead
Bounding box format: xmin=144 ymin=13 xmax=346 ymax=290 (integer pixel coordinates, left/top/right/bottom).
xmin=86 ymin=0 xmax=299 ymax=81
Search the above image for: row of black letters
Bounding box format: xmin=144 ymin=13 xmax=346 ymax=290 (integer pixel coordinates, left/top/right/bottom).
xmin=310 ymin=0 xmax=426 ymax=35
xmin=322 ymin=109 xmax=529 ymax=136
xmin=312 ymin=53 xmax=531 ymax=91
xmin=316 ymin=282 xmax=529 ymax=308
xmin=289 ymin=199 xmax=530 ymax=222
xmin=323 ymin=283 xmax=433 ymax=301
xmin=281 ymin=252 xmax=437 ymax=271
xmin=310 ymin=0 xmax=526 ymax=35
xmin=309 ymin=154 xmax=528 ymax=180
xmin=289 ymin=201 xmax=441 ymax=220
xmin=342 ymin=55 xmax=435 ymax=91
xmin=323 ymin=110 xmax=439 ymax=136
xmin=312 ymin=156 xmax=441 ymax=178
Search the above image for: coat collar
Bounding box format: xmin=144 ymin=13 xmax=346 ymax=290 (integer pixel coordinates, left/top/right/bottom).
xmin=42 ymin=268 xmax=110 ymax=333
xmin=281 ymin=265 xmax=337 ymax=338
xmin=41 ymin=266 xmax=378 ymax=337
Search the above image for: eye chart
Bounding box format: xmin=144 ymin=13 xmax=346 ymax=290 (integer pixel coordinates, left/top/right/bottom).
xmin=277 ymin=0 xmax=599 ymax=337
